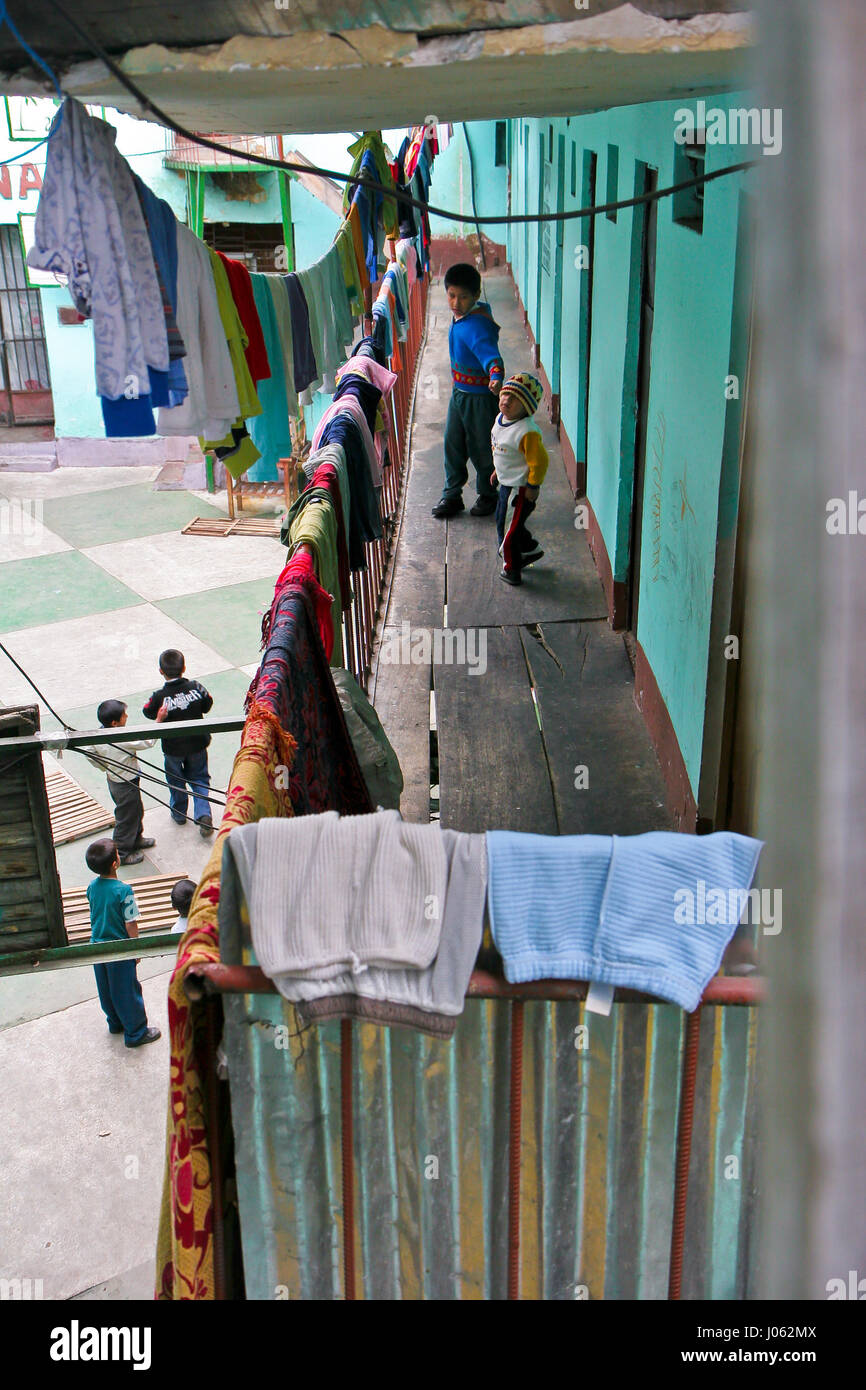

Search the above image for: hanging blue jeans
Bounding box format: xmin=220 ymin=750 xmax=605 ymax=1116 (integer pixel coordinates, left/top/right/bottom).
xmin=164 ymin=748 xmax=212 ymax=823
xmin=93 ymin=960 xmax=149 ymax=1045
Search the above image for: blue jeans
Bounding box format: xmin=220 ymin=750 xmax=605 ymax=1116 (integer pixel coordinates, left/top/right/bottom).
xmin=164 ymin=748 xmax=212 ymax=823
xmin=93 ymin=960 xmax=148 ymax=1045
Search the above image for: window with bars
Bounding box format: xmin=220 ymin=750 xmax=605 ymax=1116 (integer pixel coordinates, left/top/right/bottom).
xmin=202 ymin=221 xmax=285 ymax=272
xmin=0 ymin=224 xmax=52 ymax=421
xmin=672 ymin=129 xmax=706 ymax=234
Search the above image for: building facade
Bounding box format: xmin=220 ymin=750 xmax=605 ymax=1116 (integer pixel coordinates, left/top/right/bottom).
xmin=429 ymin=99 xmax=758 ymax=835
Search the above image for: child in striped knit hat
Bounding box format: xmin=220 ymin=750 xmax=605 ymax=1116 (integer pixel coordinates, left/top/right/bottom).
xmin=489 ymin=373 xmax=549 ymax=586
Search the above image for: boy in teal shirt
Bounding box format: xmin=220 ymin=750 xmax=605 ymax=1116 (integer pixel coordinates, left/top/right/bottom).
xmin=85 ymin=838 xmax=161 ymax=1048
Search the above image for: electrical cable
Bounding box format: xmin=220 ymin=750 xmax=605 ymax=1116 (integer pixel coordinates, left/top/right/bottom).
xmin=0 ymin=0 xmax=63 ymax=98
xmin=65 ymin=746 xmax=226 ymax=822
xmin=29 ymin=0 xmax=758 ymax=229
xmin=0 ymin=637 xmax=73 ymax=729
xmin=71 ymin=744 xmax=228 ymax=806
xmin=0 ymin=639 xmax=233 ymax=804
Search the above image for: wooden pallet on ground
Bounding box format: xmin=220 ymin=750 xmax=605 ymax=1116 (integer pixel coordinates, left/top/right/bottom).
xmin=62 ymin=872 xmax=186 ymax=944
xmin=44 ymin=761 xmax=114 ymax=845
xmin=181 ymin=515 xmax=283 ymax=538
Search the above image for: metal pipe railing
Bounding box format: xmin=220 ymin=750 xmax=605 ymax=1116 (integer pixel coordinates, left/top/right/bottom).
xmin=187 ymin=956 xmax=762 ymax=1301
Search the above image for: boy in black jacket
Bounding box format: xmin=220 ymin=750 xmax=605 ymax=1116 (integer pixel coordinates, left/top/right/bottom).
xmin=142 ymin=649 xmax=215 ymax=838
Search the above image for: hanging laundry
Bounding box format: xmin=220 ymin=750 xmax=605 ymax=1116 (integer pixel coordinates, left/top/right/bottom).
xmin=218 ymin=819 xmax=486 ymax=1039
xmin=332 ymin=374 xmax=389 ymax=472
xmin=240 ymin=810 xmax=446 ymax=985
xmin=301 ymin=443 xmax=351 ymax=548
xmin=156 ymin=711 xmax=297 ymax=1303
xmin=295 ymin=250 xmax=352 ymax=398
xmin=246 ymin=585 xmax=371 ymax=817
xmin=264 ymin=274 xmax=299 ymax=415
xmin=215 ymin=251 xmax=270 ymax=385
xmin=246 ymin=273 xmax=296 ymax=481
xmin=304 ymin=460 xmax=352 ymax=616
xmin=284 ymin=273 xmax=318 ymax=396
xmin=331 ymin=667 xmax=403 ymax=811
xmin=206 ymin=248 xmax=261 ymax=423
xmin=335 ymin=222 xmax=365 ymax=317
xmin=265 ymin=547 xmax=335 ymax=662
xmin=335 ymin=353 xmax=397 ymax=400
xmin=312 ymin=391 xmax=382 ymax=488
xmin=287 ymin=496 xmax=342 ymax=665
xmin=158 ymin=224 xmax=239 ymax=439
xmin=344 ymin=133 xmax=400 ymax=240
xmin=28 ymin=99 xmax=169 ymax=402
xmin=346 ymin=202 xmax=370 ymax=296
xmin=300 ymin=417 xmax=380 ymax=574
xmin=485 ymin=829 xmax=764 ymax=1012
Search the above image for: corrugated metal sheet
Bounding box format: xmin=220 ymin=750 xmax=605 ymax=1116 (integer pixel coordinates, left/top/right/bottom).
xmin=222 ymin=986 xmax=759 ymax=1299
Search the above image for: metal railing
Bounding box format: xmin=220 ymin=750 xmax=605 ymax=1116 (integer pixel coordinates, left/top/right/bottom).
xmin=187 ymin=961 xmax=764 ymax=1302
xmin=342 ymin=268 xmax=428 ymax=688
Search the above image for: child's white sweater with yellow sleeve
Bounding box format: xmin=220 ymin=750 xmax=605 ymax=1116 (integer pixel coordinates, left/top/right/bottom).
xmin=491 ymin=414 xmax=550 ymax=489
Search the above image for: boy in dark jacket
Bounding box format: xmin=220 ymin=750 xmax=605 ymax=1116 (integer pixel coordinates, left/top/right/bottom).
xmin=142 ymin=648 xmax=215 ymax=837
xmin=432 ymin=263 xmax=504 ymax=519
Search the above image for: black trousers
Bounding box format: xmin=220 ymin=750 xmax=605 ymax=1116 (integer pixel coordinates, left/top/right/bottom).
xmin=108 ymin=777 xmax=144 ymax=855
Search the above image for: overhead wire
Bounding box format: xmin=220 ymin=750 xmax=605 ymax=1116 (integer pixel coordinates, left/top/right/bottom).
xmin=26 ymin=0 xmax=758 ymax=228
xmin=0 ymin=638 xmax=233 ymax=810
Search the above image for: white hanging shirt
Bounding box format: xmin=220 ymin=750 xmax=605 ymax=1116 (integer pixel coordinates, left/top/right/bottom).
xmin=157 ymin=226 xmax=239 ymax=439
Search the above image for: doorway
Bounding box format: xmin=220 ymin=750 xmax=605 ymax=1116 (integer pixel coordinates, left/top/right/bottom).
xmin=626 ymin=164 xmax=658 ymax=635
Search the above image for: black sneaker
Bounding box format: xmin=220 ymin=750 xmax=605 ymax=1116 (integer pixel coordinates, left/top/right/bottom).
xmin=135 ymin=837 xmax=156 ymax=849
xmin=521 ymin=546 xmax=545 ymax=566
xmin=499 ymin=567 xmax=522 ymax=586
xmin=431 ymin=496 xmax=465 ymax=519
xmin=119 ymin=851 xmax=144 ymax=865
xmin=197 ymin=815 xmax=215 ymax=838
xmin=470 ymin=496 xmax=497 ymax=517
xmin=125 ymin=1026 xmax=162 ymax=1049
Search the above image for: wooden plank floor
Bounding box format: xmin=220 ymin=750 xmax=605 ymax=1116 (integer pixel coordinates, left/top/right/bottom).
xmin=519 ymin=621 xmax=670 ymax=835
xmin=372 ymin=267 xmax=671 ymax=838
xmin=44 ymin=762 xmax=114 ymax=845
xmin=62 ymin=872 xmax=186 ymax=944
xmin=435 ymin=625 xmax=558 ymax=835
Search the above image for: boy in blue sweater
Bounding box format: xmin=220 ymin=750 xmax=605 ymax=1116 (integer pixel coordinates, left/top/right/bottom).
xmin=85 ymin=838 xmax=161 ymax=1048
xmin=432 ymin=263 xmax=504 ymax=519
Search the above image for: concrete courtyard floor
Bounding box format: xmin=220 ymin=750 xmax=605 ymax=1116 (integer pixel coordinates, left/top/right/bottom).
xmin=0 ymin=462 xmax=286 ymax=1299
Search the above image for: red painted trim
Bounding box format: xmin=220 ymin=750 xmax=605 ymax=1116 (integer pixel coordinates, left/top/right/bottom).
xmin=634 ymin=639 xmax=699 ymax=832
xmin=187 ymin=963 xmax=766 ymax=1006
xmin=559 ymin=422 xmax=582 ymax=496
xmin=583 ymin=495 xmax=628 ymax=630
xmin=508 ymin=1001 xmax=524 ymax=1300
xmin=668 ymin=1006 xmax=702 ymax=1300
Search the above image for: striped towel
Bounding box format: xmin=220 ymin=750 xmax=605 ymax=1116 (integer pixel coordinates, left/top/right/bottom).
xmin=485 ymin=830 xmax=763 ymax=1011
xmin=249 ymin=810 xmax=447 ymax=982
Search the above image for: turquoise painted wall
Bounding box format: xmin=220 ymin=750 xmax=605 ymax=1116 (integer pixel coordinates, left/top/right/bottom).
xmin=428 ymin=123 xmax=510 ymax=241
xmin=507 ymin=97 xmax=755 ymax=798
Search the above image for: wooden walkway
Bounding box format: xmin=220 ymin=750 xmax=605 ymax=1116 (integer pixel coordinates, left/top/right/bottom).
xmin=372 ymin=269 xmax=670 ymax=837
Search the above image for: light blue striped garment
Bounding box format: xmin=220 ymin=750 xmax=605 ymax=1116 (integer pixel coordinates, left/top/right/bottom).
xmin=485 ymin=830 xmax=764 ymax=1011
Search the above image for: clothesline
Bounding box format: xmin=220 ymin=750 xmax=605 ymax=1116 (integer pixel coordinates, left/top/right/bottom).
xmin=26 ymin=103 xmax=437 ymax=479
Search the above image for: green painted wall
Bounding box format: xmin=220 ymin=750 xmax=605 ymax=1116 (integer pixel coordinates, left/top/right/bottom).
xmin=428 ymin=123 xmax=510 ymax=241
xmin=507 ymin=98 xmax=755 ymax=798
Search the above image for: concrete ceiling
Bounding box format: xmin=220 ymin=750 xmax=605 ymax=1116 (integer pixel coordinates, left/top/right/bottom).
xmin=0 ymin=3 xmax=753 ymax=134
